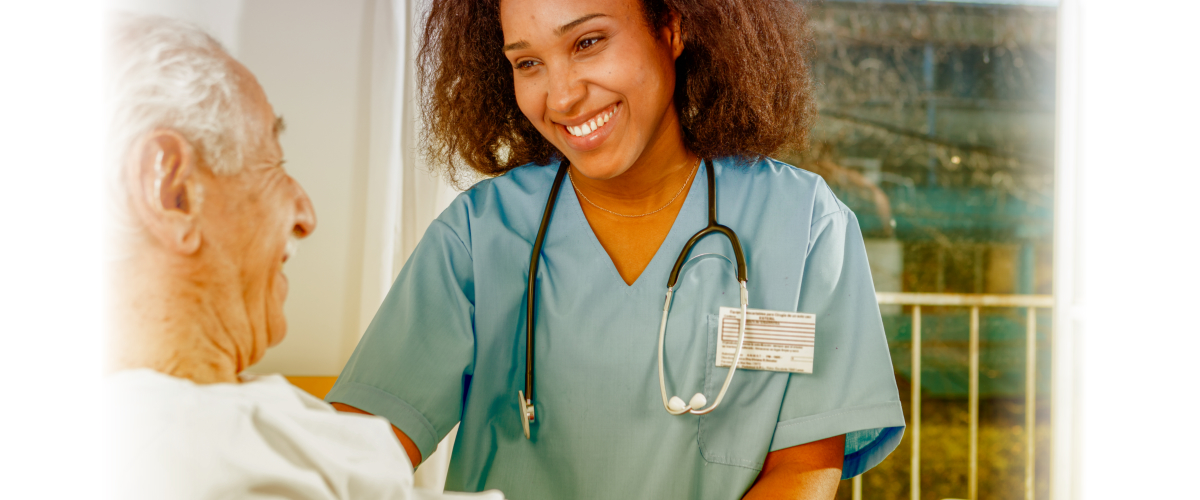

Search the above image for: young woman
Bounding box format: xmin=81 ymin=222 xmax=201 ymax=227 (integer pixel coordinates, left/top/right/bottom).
xmin=329 ymin=0 xmax=904 ymax=498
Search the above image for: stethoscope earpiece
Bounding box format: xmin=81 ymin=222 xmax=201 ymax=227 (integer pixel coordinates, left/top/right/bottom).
xmin=666 ymin=392 xmax=709 ymax=414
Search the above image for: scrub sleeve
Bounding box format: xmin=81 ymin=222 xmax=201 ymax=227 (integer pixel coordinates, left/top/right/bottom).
xmin=768 ymin=204 xmax=905 ymax=478
xmin=326 ymin=212 xmax=476 ymax=461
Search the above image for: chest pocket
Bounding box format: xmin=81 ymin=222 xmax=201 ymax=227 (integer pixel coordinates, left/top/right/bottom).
xmin=697 ymin=314 xmax=792 ymax=470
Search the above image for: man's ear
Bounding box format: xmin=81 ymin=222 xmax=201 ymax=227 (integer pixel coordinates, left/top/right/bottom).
xmin=123 ymin=129 xmax=202 ymax=255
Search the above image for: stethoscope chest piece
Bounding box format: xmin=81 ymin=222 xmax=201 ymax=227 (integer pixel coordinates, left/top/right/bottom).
xmin=518 ymin=390 xmax=534 ymax=439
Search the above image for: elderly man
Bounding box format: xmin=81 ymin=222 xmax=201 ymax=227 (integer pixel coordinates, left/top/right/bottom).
xmin=104 ymin=13 xmax=501 ymax=500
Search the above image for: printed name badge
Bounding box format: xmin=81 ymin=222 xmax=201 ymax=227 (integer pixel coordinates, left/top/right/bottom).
xmin=716 ymin=307 xmax=816 ymax=374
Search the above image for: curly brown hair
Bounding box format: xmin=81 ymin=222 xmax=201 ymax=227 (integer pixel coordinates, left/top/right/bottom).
xmin=419 ymin=0 xmax=816 ymax=184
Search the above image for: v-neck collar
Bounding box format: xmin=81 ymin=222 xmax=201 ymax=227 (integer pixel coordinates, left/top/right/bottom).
xmin=559 ymin=163 xmax=710 ymax=290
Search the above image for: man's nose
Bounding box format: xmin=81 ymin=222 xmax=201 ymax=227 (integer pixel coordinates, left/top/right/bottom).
xmin=546 ymin=67 xmax=585 ymax=115
xmin=291 ymin=180 xmax=316 ymax=239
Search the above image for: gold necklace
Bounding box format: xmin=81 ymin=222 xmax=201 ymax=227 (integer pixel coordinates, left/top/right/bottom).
xmin=569 ymin=158 xmax=700 ymax=218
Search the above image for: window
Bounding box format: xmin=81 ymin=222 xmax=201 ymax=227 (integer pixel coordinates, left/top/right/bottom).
xmin=783 ymin=1 xmax=1058 ymax=498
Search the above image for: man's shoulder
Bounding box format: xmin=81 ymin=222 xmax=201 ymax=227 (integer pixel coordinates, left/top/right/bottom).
xmin=108 ymin=370 xmax=398 ymax=440
xmin=107 ymin=370 xmax=417 ymax=499
xmin=106 ymin=370 xmax=281 ymax=450
xmin=106 ymin=370 xmax=261 ymax=498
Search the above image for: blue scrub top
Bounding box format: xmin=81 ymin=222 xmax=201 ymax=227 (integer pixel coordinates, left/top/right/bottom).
xmin=328 ymin=156 xmax=904 ymax=499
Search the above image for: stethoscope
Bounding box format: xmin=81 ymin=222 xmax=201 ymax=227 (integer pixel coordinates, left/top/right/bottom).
xmin=518 ymin=158 xmax=750 ymax=439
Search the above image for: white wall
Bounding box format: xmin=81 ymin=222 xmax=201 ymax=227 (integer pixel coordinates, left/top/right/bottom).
xmin=235 ymin=0 xmax=374 ymax=376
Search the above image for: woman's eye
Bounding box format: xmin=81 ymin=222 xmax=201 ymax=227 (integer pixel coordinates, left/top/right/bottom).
xmin=577 ymin=37 xmax=602 ymax=51
xmin=514 ymin=60 xmax=539 ymax=70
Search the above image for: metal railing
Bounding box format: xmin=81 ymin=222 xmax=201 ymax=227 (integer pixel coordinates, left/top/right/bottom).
xmin=850 ymin=292 xmax=1054 ymax=500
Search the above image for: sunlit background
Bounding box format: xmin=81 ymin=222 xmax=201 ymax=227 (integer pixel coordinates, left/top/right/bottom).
xmin=1 ymin=0 xmax=1196 ymax=498
xmin=782 ymin=2 xmax=1057 ymax=498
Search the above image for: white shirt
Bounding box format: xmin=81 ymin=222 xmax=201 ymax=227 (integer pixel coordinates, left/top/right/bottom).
xmin=105 ymin=369 xmax=503 ymax=500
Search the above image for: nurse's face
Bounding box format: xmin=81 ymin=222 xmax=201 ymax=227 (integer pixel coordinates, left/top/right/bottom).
xmin=500 ymin=0 xmax=684 ymax=180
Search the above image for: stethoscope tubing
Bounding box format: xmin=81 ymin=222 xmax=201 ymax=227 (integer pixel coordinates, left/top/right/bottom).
xmin=667 ymin=159 xmax=747 ymax=286
xmin=657 ymin=282 xmax=749 ymax=415
xmin=524 ymin=161 xmax=571 ymax=409
xmin=523 ymin=158 xmax=749 ymax=437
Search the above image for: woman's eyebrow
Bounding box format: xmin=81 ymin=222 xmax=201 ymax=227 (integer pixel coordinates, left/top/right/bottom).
xmin=555 ymin=13 xmax=607 ymax=36
xmin=502 ymin=13 xmax=608 ymax=53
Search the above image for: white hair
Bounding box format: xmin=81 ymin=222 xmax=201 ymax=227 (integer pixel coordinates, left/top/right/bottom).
xmin=105 ymin=12 xmax=248 ymax=180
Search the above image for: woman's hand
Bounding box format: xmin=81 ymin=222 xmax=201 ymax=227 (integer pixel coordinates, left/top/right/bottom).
xmin=743 ymin=434 xmax=845 ymax=500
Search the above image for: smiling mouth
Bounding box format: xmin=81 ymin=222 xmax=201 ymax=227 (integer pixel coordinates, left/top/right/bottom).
xmin=564 ymin=103 xmax=618 ymax=138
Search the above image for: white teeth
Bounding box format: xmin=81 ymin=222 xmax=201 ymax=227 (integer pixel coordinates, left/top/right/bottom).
xmin=284 ymin=237 xmax=298 ymax=262
xmin=567 ymin=106 xmax=616 ymax=137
